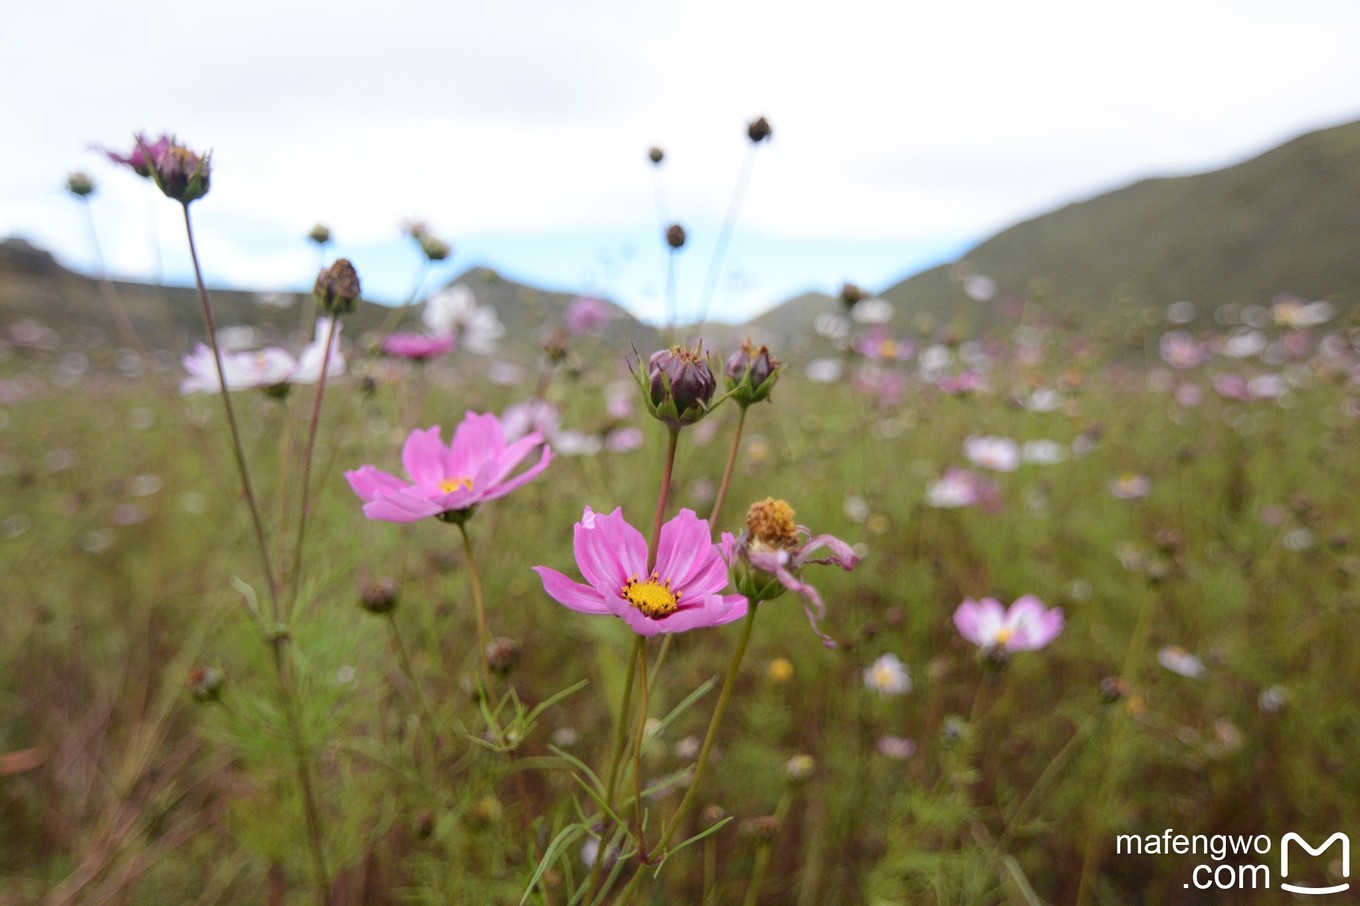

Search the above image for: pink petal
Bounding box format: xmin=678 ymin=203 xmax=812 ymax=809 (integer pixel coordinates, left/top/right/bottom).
xmin=534 ymin=566 xmax=613 ymax=614
xmin=476 ymin=443 xmax=553 ymax=503
xmin=447 ymin=411 xmax=503 ymax=477
xmin=654 ymin=508 xmax=712 ymax=588
xmin=345 ymin=466 xmax=408 ymax=502
xmin=362 ymin=489 xmax=444 ymax=522
xmin=573 ymin=506 xmax=645 ymax=591
xmin=485 ymin=430 xmax=546 ymax=488
xmin=401 ymin=426 xmax=447 ymax=485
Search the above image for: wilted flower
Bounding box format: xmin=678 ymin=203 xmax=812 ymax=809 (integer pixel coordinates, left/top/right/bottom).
xmin=863 ymin=653 xmax=911 ymax=696
xmin=640 ymin=343 xmax=717 ymax=429
xmin=1158 ymin=645 xmax=1206 ymax=679
xmin=422 ymin=285 xmax=505 ymax=354
xmin=953 ymin=596 xmax=1064 ymax=654
xmin=180 ymin=318 xmax=344 ymax=394
xmin=106 ymin=133 xmax=211 ymax=204
xmin=724 ymin=338 xmax=780 ymax=406
xmin=727 ymin=498 xmax=859 ymax=647
xmin=533 ymin=506 xmax=747 ymax=636
xmin=345 ymin=412 xmax=552 ymax=524
xmin=381 ymin=332 xmax=454 ymax=361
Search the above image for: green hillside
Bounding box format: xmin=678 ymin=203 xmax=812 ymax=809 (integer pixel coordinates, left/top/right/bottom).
xmin=877 ymin=118 xmax=1360 ymax=333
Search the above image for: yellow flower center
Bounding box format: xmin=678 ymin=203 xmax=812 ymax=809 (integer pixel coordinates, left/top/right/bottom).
xmin=621 ymin=572 xmax=680 ymax=618
xmin=746 ymin=497 xmax=798 ymax=549
xmin=878 ymin=339 xmax=898 ymax=358
xmin=994 ymin=627 xmax=1015 ymax=647
xmin=438 ymin=477 xmax=473 ymax=494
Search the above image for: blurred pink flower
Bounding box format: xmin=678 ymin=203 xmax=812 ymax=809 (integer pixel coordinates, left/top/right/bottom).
xmin=964 ymin=435 xmax=1020 ymax=472
xmin=346 ymin=412 xmax=552 ymax=523
xmin=533 ymin=506 xmax=747 ymax=635
xmin=565 ymin=296 xmax=612 ymax=335
xmin=925 ymin=467 xmax=1000 ymax=511
xmin=936 ymin=371 xmax=985 ymax=395
xmin=381 ymin=332 xmax=454 ymax=361
xmin=1110 ymin=474 xmax=1152 ymax=499
xmin=853 ymin=326 xmax=913 ymax=361
xmin=954 ymin=595 xmax=1063 ymax=653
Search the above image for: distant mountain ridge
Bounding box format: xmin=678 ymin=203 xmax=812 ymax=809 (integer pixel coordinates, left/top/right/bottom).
xmin=877 ymin=118 xmax=1360 ymax=332
xmin=5 ymin=117 xmax=1359 ymax=356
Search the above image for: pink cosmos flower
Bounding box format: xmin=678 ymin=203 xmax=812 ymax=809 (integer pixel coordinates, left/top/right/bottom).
xmin=381 ymin=332 xmax=455 ymax=361
xmin=104 ymin=133 xmax=171 ymax=176
xmin=565 ymin=296 xmax=612 ymax=335
xmin=852 ymin=326 xmax=913 ymax=361
xmin=345 ymin=412 xmax=552 ymax=523
xmin=954 ymin=595 xmax=1064 ymax=653
xmin=533 ymin=506 xmax=747 ymax=636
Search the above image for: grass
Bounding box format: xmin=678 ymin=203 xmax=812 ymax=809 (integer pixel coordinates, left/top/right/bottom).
xmin=2 ymin=296 xmax=1358 ymax=905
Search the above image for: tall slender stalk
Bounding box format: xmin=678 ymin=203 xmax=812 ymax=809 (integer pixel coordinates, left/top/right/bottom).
xmin=708 ymin=405 xmax=748 ymax=530
xmin=288 ymin=313 xmax=341 ymax=611
xmin=630 ymin=639 xmax=652 ymax=862
xmin=181 ymin=204 xmax=329 ymax=899
xmin=694 ymin=144 xmax=757 ymax=327
xmin=647 ymin=429 xmax=681 ymax=572
xmin=457 ymin=521 xmax=495 ymax=691
xmin=656 ymin=603 xmax=758 ymax=854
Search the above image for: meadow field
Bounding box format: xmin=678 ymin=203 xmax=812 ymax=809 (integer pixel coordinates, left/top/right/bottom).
xmin=3 ymin=264 xmax=1358 ymax=906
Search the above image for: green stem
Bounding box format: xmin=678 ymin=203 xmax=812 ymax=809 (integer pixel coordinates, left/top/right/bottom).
xmin=656 ymin=604 xmax=758 ymax=854
xmin=182 ymin=204 xmax=327 ymax=900
xmin=708 ymin=405 xmax=748 ymax=530
xmin=288 ymin=312 xmax=341 ymax=614
xmin=386 ymin=611 xmax=438 ymax=747
xmin=181 ymin=204 xmax=281 ymax=618
xmin=630 ymin=639 xmax=652 ymax=863
xmin=590 ymin=636 xmax=642 ymax=900
xmin=647 ymin=428 xmax=680 ymax=572
xmin=457 ymin=521 xmax=495 ymax=692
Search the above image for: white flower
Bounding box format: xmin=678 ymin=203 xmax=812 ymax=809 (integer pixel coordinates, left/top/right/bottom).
xmin=964 ymin=435 xmax=1020 ymax=472
xmin=850 ymin=297 xmax=892 ymax=324
xmin=805 ymin=358 xmax=844 ymax=383
xmin=863 ymin=653 xmax=911 ymax=696
xmin=180 ymin=318 xmax=344 ymax=394
xmin=422 ymin=284 xmax=504 ymax=354
xmin=1158 ymin=645 xmax=1205 ymax=679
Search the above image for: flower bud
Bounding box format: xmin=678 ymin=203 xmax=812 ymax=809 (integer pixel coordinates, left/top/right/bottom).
xmin=746 ymin=116 xmax=772 ymax=144
xmin=665 ymin=223 xmax=687 ymax=250
xmin=643 ymin=342 xmax=716 ymax=428
xmin=308 ymin=223 xmax=332 ymax=245
xmin=314 ymin=258 xmax=361 ymax=315
xmin=149 ymin=139 xmax=212 ymax=204
xmin=700 ymin=804 xmax=726 ymax=829
xmin=186 ymin=665 xmax=225 ymax=703
xmin=648 ymin=146 xmax=665 ymax=165
xmin=740 ymin=815 xmax=780 ymax=844
xmin=724 ymin=339 xmax=780 ymax=406
xmin=840 ymin=282 xmax=869 ymax=310
xmin=485 ymin=637 xmax=521 ymax=677
xmin=419 ymin=234 xmax=452 ymax=262
xmin=784 ymin=753 xmax=815 ymax=784
xmin=66 ymin=172 xmax=95 ymax=198
xmin=359 ymin=576 xmax=399 ymax=614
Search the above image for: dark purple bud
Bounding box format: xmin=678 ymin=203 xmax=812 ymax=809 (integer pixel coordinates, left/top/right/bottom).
xmin=647 ymin=343 xmax=716 ymax=426
xmin=314 ymin=258 xmax=361 ymax=315
xmin=723 ymin=338 xmax=780 ymax=405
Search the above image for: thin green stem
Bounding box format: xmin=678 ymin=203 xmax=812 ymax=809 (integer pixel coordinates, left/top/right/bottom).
xmin=696 ymin=143 xmax=757 ymax=327
xmin=647 ymin=429 xmax=680 ymax=572
xmin=288 ymin=313 xmax=341 ymax=613
xmin=708 ymin=405 xmax=748 ymax=530
xmin=182 ymin=204 xmax=327 ymax=900
xmin=742 ymin=789 xmax=794 ymax=906
xmin=385 ymin=612 xmax=437 ymax=747
xmin=457 ymin=521 xmax=495 ymax=692
xmin=589 ymin=635 xmax=642 ymax=900
xmin=181 ymin=204 xmax=281 ymax=617
xmin=657 ymin=604 xmax=758 ymax=854
xmin=630 ymin=639 xmax=652 ymax=863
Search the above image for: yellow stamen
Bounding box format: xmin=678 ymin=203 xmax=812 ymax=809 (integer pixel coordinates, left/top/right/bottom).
xmin=620 ymin=572 xmax=680 ymax=618
xmin=746 ymin=497 xmax=798 ymax=550
xmin=438 ymin=476 xmax=473 ymax=494
xmin=878 ymin=339 xmax=898 ymax=358
xmin=994 ymin=627 xmax=1015 ymax=647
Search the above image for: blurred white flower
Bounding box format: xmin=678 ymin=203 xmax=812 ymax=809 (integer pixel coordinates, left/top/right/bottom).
xmin=850 ymin=297 xmax=892 ymax=324
xmin=1158 ymin=645 xmax=1205 ymax=679
xmin=863 ymin=653 xmax=911 ymax=696
xmin=422 ymin=285 xmax=504 ymax=354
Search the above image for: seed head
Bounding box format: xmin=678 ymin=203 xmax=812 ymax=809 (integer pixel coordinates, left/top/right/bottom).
xmin=308 ymin=223 xmax=332 ymax=245
xmin=665 ymin=223 xmax=687 ymax=250
xmin=746 ymin=497 xmax=798 ymax=551
xmin=66 ymin=172 xmax=96 ymax=198
xmin=648 ymin=146 xmax=665 ymax=165
xmin=314 ymin=258 xmax=361 ymax=315
xmin=359 ymin=576 xmax=399 ymax=614
xmin=746 ymin=115 xmax=772 ymax=144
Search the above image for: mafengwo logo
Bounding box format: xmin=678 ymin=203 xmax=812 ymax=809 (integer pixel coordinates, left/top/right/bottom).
xmin=1281 ymin=832 xmax=1350 ymax=896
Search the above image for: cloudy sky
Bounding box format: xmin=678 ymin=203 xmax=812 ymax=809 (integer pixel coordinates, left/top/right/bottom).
xmin=4 ymin=0 xmax=1359 ymax=324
